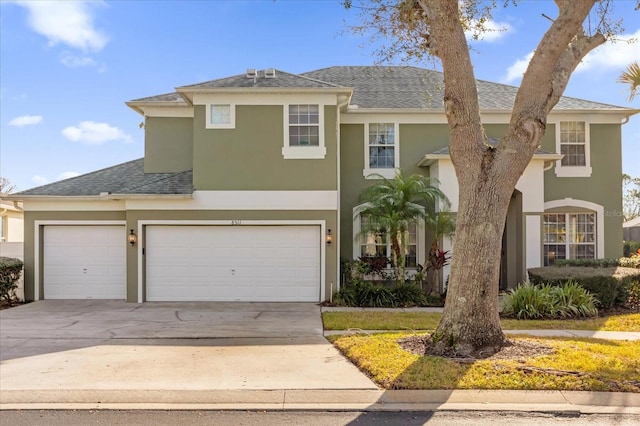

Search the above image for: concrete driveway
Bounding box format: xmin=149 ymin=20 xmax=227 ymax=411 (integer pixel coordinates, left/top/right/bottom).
xmin=0 ymin=300 xmax=376 ymax=402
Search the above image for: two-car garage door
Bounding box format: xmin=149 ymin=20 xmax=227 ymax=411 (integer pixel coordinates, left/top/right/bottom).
xmin=145 ymin=225 xmax=321 ymax=302
xmin=41 ymin=224 xmax=321 ymax=302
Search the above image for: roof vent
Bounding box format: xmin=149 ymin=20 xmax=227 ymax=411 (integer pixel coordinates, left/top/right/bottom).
xmin=246 ymin=68 xmax=257 ymax=78
xmin=265 ymin=68 xmax=276 ymax=78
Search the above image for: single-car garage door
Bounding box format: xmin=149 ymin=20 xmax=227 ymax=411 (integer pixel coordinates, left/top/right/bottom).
xmin=43 ymin=226 xmax=126 ymax=299
xmin=146 ymin=225 xmax=321 ymax=302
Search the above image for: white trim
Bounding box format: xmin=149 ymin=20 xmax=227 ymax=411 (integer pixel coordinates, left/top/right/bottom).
xmin=282 ymin=104 xmax=326 ymax=160
xmin=137 ymin=220 xmax=326 ymax=303
xmin=553 ymin=119 xmax=592 ymax=178
xmin=140 ymin=106 xmax=194 ymax=118
xmin=205 ymin=103 xmax=236 ymax=129
xmin=33 ymin=220 xmax=126 ymax=301
xmin=124 ymin=190 xmax=338 ymax=211
xmin=193 ymin=92 xmax=339 ymax=106
xmin=543 ymin=198 xmax=605 ymax=258
xmin=352 ymin=204 xmax=425 ymax=269
xmin=363 ymin=122 xmax=400 ymax=179
xmin=525 ymin=215 xmax=542 ymax=270
xmin=22 ymin=200 xmax=126 ymax=211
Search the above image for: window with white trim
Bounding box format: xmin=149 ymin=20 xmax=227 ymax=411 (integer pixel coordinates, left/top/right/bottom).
xmin=543 ymin=212 xmax=596 ymax=266
xmin=364 ymin=123 xmax=399 ymax=179
xmin=555 ymin=120 xmax=592 ymax=177
xmin=359 ymin=216 xmax=418 ymax=267
xmin=206 ymin=104 xmax=235 ymax=129
xmin=282 ymin=104 xmax=326 ymax=159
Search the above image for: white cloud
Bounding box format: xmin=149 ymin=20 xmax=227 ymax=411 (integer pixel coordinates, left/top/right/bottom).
xmin=32 ymin=175 xmax=49 ymax=186
xmin=8 ymin=115 xmax=43 ymax=127
xmin=14 ymin=0 xmax=108 ymax=52
xmin=576 ymin=30 xmax=640 ymax=73
xmin=58 ymin=171 xmax=81 ymax=180
xmin=60 ymin=52 xmax=97 ymax=68
xmin=62 ymin=121 xmax=132 ymax=145
xmin=466 ymin=20 xmax=513 ymax=43
xmin=502 ymin=51 xmax=534 ymax=83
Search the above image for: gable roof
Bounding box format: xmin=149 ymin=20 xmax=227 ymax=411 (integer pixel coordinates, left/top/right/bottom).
xmin=15 ymin=159 xmax=193 ymax=197
xmin=624 ymin=217 xmax=640 ymax=228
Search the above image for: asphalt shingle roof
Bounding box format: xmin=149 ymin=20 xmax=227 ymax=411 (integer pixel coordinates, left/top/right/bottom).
xmin=129 ymin=92 xmax=186 ymax=103
xmin=18 ymin=159 xmax=193 ymax=197
xmin=301 ymin=66 xmax=627 ymax=110
xmin=178 ymin=69 xmax=344 ymax=90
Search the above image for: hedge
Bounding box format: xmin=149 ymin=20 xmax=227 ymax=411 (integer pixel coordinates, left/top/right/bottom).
xmin=0 ymin=256 xmax=24 ymax=305
xmin=527 ymin=266 xmax=640 ymax=309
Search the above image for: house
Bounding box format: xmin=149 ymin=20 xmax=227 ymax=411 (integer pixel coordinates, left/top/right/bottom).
xmin=0 ymin=197 xmax=23 ymax=244
xmin=624 ymin=217 xmax=640 ymax=242
xmin=7 ymin=66 xmax=637 ymax=303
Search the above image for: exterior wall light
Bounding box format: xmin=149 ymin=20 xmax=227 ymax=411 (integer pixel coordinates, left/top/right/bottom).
xmin=128 ymin=229 xmax=137 ymax=247
xmin=326 ymin=229 xmax=333 ymax=245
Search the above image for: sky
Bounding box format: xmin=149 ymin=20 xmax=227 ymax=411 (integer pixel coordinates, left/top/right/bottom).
xmin=1 ymin=0 xmax=639 ymax=192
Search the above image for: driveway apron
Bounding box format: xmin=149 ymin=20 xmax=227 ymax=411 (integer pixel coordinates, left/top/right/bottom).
xmin=0 ymin=301 xmax=376 ymax=396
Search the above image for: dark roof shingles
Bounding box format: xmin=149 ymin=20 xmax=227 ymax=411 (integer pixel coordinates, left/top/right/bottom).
xmin=18 ymin=159 xmax=193 ymax=196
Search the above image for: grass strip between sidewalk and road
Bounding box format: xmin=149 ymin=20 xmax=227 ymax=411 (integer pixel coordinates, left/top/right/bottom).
xmin=322 ymin=312 xmax=640 ymax=332
xmin=327 ymin=333 xmax=640 ymax=392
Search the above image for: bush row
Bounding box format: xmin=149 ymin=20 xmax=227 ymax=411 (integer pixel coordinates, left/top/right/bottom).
xmin=527 ymin=266 xmax=640 ymax=309
xmin=333 ymin=282 xmax=431 ymax=308
xmin=554 ymin=257 xmax=640 ymax=269
xmin=502 ymin=282 xmax=598 ymax=319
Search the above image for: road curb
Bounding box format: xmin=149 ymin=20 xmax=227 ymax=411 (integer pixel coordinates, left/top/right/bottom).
xmin=2 ymin=389 xmax=639 ymax=414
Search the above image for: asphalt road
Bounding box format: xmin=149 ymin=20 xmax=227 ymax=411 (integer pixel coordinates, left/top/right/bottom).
xmin=1 ymin=410 xmax=639 ymax=426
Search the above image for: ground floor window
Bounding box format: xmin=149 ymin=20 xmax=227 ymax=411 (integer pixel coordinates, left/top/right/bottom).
xmin=359 ymin=216 xmax=418 ymax=267
xmin=543 ymin=212 xmax=596 ymax=265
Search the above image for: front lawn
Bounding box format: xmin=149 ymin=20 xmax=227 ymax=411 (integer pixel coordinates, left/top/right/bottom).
xmin=322 ymin=311 xmax=640 ymax=332
xmin=328 ymin=333 xmax=640 ymax=392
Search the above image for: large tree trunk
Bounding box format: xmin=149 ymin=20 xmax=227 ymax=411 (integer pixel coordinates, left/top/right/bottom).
xmin=418 ymin=0 xmax=605 ymax=357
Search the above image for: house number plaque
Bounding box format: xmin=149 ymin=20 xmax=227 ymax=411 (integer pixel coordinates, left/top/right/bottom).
xmin=231 ymin=220 xmax=242 ymax=225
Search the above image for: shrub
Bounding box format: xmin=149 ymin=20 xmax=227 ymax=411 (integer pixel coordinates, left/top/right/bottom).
xmin=528 ymin=266 xmax=640 ymax=309
xmin=333 ymin=281 xmax=396 ymax=307
xmin=392 ymin=283 xmax=427 ymax=307
xmin=626 ymin=281 xmax=640 ymax=311
xmin=0 ymin=257 xmax=23 ymax=306
xmin=623 ymin=241 xmax=640 ymax=258
xmin=502 ymin=282 xmax=597 ymax=319
xmin=554 ymin=258 xmax=620 ymax=268
xmin=619 ymin=257 xmax=640 ymax=269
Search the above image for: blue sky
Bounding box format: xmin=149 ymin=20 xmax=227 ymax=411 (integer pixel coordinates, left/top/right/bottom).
xmin=1 ymin=0 xmax=639 ymax=192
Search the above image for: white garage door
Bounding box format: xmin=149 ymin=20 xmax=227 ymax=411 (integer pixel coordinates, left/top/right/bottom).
xmin=146 ymin=225 xmax=321 ymax=302
xmin=43 ymin=226 xmax=126 ymax=299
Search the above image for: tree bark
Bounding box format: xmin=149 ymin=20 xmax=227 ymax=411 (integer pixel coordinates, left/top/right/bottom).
xmin=417 ymin=0 xmax=605 ymax=357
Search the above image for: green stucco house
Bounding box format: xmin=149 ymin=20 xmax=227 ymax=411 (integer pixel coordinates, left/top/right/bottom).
xmin=10 ymin=66 xmax=637 ymax=302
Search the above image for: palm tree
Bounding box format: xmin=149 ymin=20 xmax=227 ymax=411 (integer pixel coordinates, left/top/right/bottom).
xmin=618 ymin=61 xmax=640 ymax=101
xmin=358 ymin=171 xmax=450 ymax=283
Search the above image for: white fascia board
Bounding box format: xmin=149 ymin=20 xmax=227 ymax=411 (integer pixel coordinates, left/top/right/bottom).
xmin=140 ymin=106 xmax=194 ymax=118
xmin=125 ymin=190 xmax=338 ymax=211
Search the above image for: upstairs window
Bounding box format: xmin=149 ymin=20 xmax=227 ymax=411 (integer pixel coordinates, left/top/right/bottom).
xmin=288 ymin=104 xmax=319 ymax=146
xmin=282 ymin=104 xmax=326 ymax=159
xmin=364 ymin=123 xmax=399 ymax=179
xmin=555 ymin=120 xmax=592 ymax=177
xmin=560 ymin=121 xmax=586 ymax=166
xmin=206 ymin=104 xmax=235 ymax=129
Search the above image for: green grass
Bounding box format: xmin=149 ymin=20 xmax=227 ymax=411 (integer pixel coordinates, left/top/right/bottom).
xmin=322 ymin=311 xmax=640 ymax=332
xmin=328 ymin=333 xmax=640 ymax=391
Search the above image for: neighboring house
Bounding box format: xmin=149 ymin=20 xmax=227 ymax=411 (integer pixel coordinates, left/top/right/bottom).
xmin=0 ymin=197 xmax=23 ymax=244
xmin=624 ymin=217 xmax=640 ymax=241
xmin=0 ymin=197 xmax=24 ymax=300
xmin=6 ymin=66 xmax=637 ymax=303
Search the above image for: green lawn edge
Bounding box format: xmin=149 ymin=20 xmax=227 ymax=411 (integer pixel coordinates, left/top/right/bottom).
xmin=322 ymin=311 xmax=640 ymax=332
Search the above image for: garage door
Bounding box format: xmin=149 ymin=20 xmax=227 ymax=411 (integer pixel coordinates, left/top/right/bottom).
xmin=43 ymin=226 xmax=126 ymax=299
xmin=146 ymin=225 xmax=320 ymax=302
